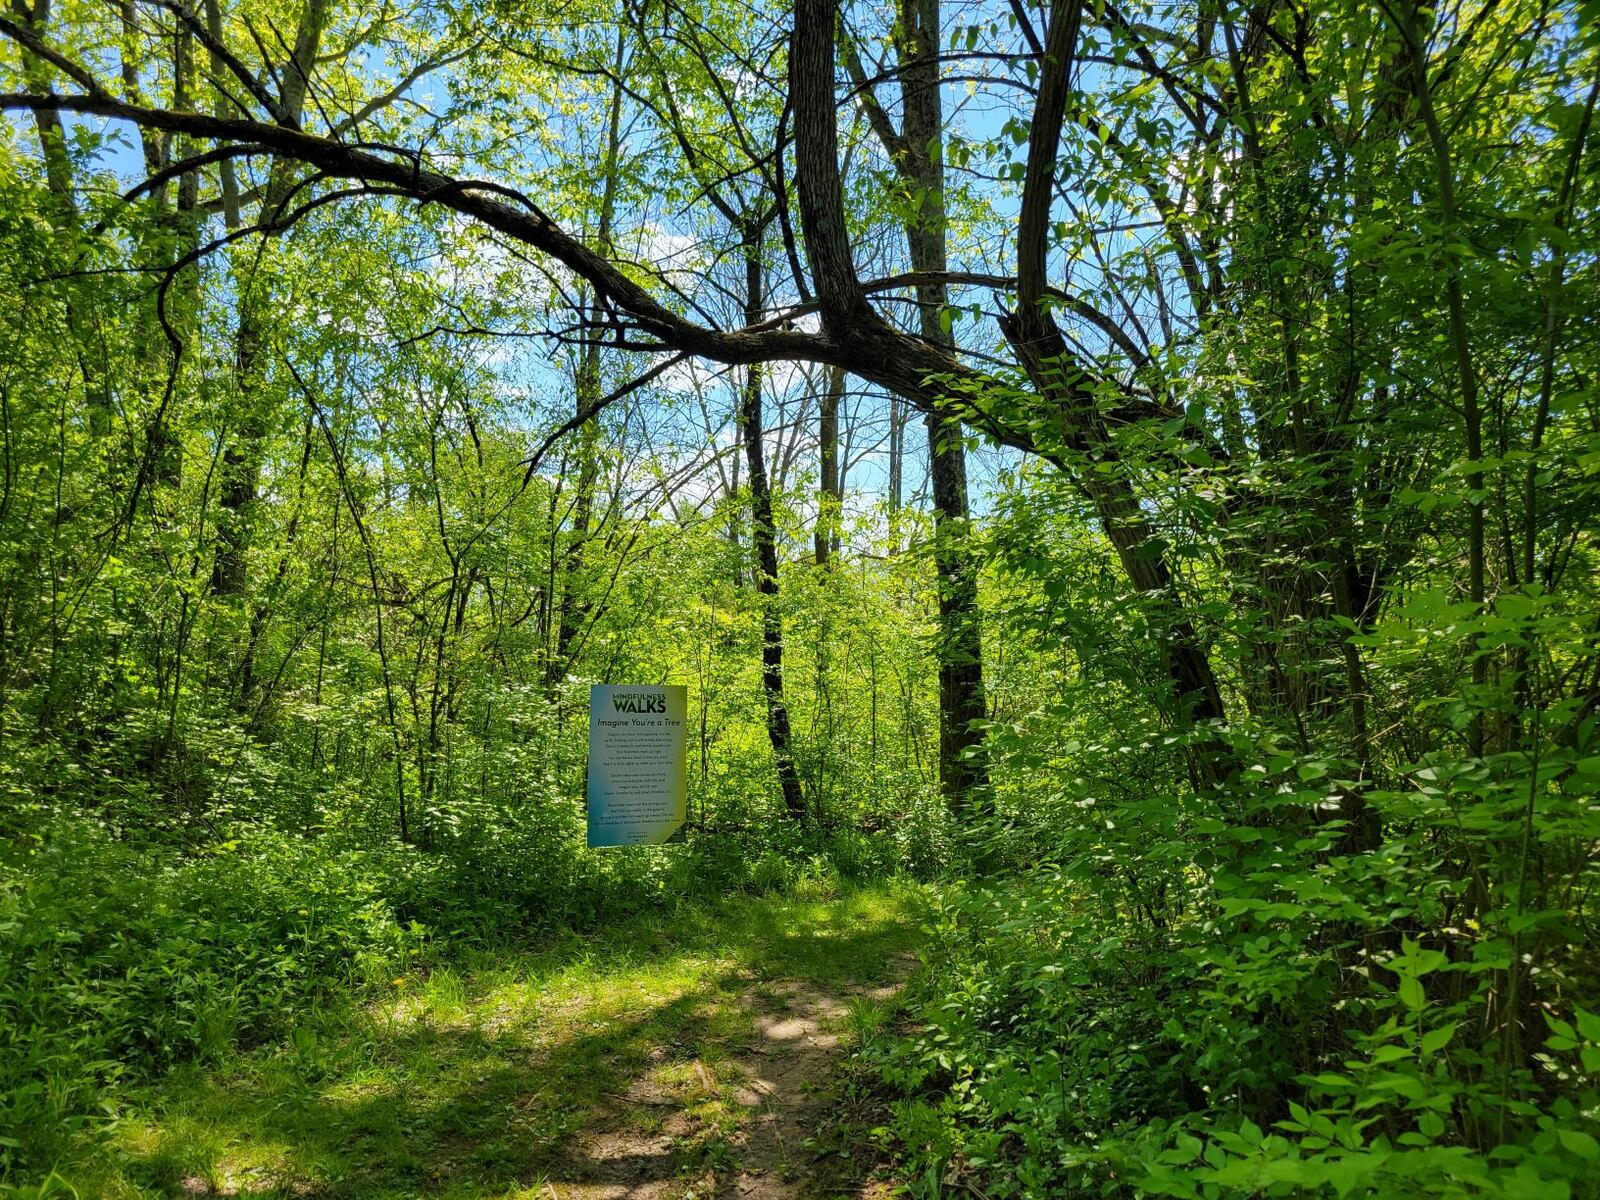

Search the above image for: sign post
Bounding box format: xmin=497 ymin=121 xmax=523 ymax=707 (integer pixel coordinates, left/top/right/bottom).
xmin=586 ymin=684 xmax=688 ymax=847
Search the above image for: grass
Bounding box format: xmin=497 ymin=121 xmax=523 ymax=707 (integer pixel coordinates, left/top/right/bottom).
xmin=33 ymin=878 xmax=925 ymax=1199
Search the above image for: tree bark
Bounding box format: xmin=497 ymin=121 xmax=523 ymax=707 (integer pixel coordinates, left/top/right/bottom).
xmin=741 ymin=225 xmax=808 ymax=822
xmin=553 ymin=31 xmax=627 ymax=686
xmin=998 ymin=0 xmax=1226 ymax=749
xmin=211 ymin=0 xmax=332 ymax=600
xmin=849 ymin=0 xmax=990 ymax=811
xmin=10 ymin=0 xmax=112 ymax=433
xmin=815 ymin=365 xmax=842 ymax=566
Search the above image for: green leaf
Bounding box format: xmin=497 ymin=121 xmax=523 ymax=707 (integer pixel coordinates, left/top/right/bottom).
xmin=1398 ymin=976 xmax=1426 ymax=1011
xmin=1546 ymin=1014 xmax=1577 ymax=1040
xmin=1575 ymin=1009 xmax=1600 ymax=1042
xmin=1558 ymin=1128 xmax=1599 ymax=1160
xmin=1420 ymin=1023 xmax=1456 ymax=1056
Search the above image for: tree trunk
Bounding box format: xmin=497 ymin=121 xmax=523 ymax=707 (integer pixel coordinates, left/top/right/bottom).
xmin=887 ymin=397 xmax=904 ymax=522
xmin=212 ymin=0 xmax=333 ymax=600
xmin=815 ymin=365 xmax=843 ymax=566
xmin=999 ymin=0 xmax=1228 ymax=776
xmin=552 ymin=31 xmax=627 ymax=686
xmin=13 ymin=0 xmax=112 ymax=433
xmin=741 ymin=226 xmax=808 ymax=822
xmin=850 ymin=0 xmax=991 ymax=813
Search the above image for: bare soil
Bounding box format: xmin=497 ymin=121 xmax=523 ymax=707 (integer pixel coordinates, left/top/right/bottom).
xmin=549 ymin=976 xmax=904 ymax=1199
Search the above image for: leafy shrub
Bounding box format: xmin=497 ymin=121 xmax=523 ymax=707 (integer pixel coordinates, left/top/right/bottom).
xmin=870 ymin=742 xmax=1600 ymax=1199
xmin=0 ymin=818 xmax=416 ymax=1171
xmin=1 ymin=793 xmax=913 ymax=1177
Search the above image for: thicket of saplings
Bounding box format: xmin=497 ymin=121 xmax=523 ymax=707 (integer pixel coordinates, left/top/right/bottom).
xmin=2 ymin=256 xmax=1598 ymax=1193
xmin=5 ymin=428 xmax=1598 ymax=1198
xmin=0 ymin=466 xmax=953 ymax=1174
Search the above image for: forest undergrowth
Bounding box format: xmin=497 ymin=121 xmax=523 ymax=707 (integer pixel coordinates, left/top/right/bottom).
xmin=2 ymin=857 xmax=924 ymax=1199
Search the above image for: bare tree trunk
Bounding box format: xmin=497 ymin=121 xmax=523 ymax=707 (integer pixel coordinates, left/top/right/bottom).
xmin=848 ymin=0 xmax=990 ymax=813
xmin=815 ymin=365 xmax=843 ymax=566
xmin=552 ymin=31 xmax=628 ymax=685
xmin=741 ymin=225 xmax=807 ymax=821
xmin=212 ymin=0 xmax=332 ymax=602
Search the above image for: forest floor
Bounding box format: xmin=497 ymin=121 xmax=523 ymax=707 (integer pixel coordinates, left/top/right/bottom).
xmin=69 ymin=883 xmax=925 ymax=1200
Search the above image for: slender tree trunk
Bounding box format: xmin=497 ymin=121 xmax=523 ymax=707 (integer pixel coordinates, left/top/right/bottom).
xmin=741 ymin=224 xmax=807 ymax=821
xmin=212 ymin=0 xmax=332 ymax=602
xmin=905 ymin=0 xmax=989 ymax=815
xmin=887 ymin=398 xmax=903 ymax=523
xmin=552 ymin=357 xmax=602 ymax=680
xmin=315 ymin=405 xmax=409 ymax=842
xmin=815 ymin=365 xmax=843 ymax=566
xmin=850 ymin=0 xmax=991 ymax=812
xmin=999 ymin=0 xmax=1228 ymax=775
xmin=134 ymin=14 xmax=201 ymax=524
xmin=727 ymin=427 xmax=745 ymax=585
xmin=11 ymin=0 xmax=110 ymax=432
xmin=11 ymin=0 xmax=72 ymax=202
xmin=1394 ymin=0 xmax=1489 ymax=760
xmin=551 ymin=31 xmax=628 ymax=686
xmin=203 ymin=0 xmax=241 ymax=228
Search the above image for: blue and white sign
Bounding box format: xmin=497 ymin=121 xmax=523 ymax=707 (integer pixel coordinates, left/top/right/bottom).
xmin=586 ymin=684 xmax=687 ymax=847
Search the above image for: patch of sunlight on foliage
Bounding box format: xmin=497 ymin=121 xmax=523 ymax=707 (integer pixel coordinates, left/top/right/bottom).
xmin=9 ymin=884 xmax=921 ymax=1199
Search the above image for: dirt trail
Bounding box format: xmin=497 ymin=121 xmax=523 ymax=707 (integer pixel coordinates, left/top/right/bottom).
xmin=550 ymin=975 xmax=903 ymax=1200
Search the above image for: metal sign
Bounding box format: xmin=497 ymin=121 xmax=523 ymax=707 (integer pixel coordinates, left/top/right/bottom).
xmin=586 ymin=684 xmax=687 ymax=847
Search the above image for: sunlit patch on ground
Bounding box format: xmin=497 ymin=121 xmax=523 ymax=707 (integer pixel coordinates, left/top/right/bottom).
xmin=62 ymin=884 xmax=924 ymax=1199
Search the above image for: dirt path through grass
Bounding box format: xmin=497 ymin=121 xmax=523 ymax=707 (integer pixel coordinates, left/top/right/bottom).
xmin=559 ymin=973 xmax=906 ymax=1200
xmin=79 ymin=884 xmax=922 ymax=1199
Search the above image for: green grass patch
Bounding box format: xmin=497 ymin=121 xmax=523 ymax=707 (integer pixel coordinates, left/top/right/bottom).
xmin=24 ymin=880 xmax=925 ymax=1199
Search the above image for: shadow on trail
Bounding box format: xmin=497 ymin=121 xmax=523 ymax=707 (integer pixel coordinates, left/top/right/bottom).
xmin=113 ymin=887 xmax=920 ymax=1199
